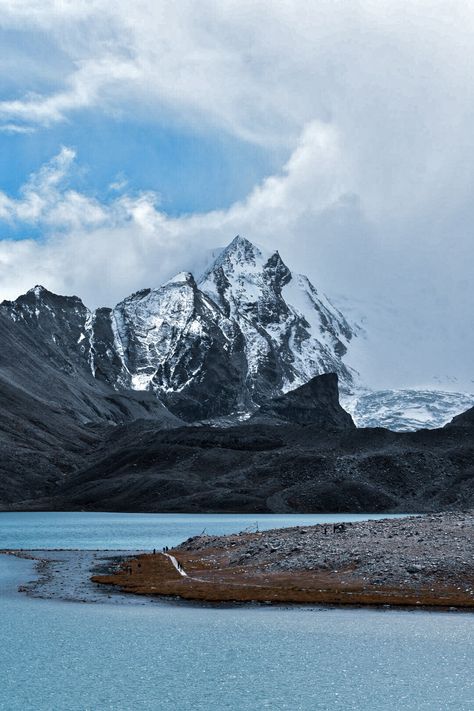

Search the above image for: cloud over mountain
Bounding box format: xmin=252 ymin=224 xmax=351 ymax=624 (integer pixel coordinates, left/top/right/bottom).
xmin=0 ymin=2 xmax=473 ymax=390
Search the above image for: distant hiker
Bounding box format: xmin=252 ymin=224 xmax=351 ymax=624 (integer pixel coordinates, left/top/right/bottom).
xmin=153 ymin=548 xmax=156 ymax=555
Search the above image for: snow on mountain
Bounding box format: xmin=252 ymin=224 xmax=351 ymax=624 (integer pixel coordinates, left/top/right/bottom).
xmin=111 ymin=274 xmax=241 ymax=388
xmin=93 ymin=235 xmax=357 ymax=415
xmin=342 ymin=388 xmax=474 ymax=431
xmin=199 ymin=235 xmax=356 ymax=399
xmin=0 ymin=236 xmax=356 ymax=420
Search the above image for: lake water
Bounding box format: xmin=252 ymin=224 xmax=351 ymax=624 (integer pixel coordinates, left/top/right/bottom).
xmin=0 ymin=512 xmax=473 ymax=710
xmin=0 ymin=511 xmax=410 ymax=550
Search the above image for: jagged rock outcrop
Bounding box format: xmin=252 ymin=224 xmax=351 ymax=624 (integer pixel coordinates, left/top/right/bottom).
xmin=445 ymin=406 xmax=474 ymax=429
xmin=250 ymin=373 xmax=355 ymax=428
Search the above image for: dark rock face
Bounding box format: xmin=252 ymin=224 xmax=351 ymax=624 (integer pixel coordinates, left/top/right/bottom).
xmin=49 ymin=417 xmax=474 ymax=513
xmin=251 ymin=373 xmax=355 ymax=428
xmin=88 ymin=307 xmax=124 ymax=385
xmin=445 ymin=406 xmax=474 ymax=429
xmin=1 ymin=285 xmax=92 ymax=374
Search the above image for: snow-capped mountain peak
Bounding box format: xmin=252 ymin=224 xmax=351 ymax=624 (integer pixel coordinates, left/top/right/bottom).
xmin=206 ymin=234 xmax=272 ymax=270
xmin=199 ymin=235 xmax=355 ymax=397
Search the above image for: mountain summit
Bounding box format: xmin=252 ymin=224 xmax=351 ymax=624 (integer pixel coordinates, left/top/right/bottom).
xmin=199 ymin=236 xmax=355 ymax=399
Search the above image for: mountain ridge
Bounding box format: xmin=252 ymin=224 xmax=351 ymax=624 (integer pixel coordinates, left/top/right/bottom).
xmin=1 ymin=235 xmax=356 ymax=421
xmin=1 ymin=235 xmax=472 ymax=430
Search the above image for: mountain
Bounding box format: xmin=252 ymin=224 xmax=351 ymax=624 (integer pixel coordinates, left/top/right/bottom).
xmin=0 ymin=236 xmax=356 ymax=422
xmin=98 ymin=236 xmax=356 ymax=418
xmin=0 ymin=370 xmax=465 ymax=514
xmin=31 ymin=387 xmax=474 ymax=514
xmin=2 ymin=236 xmax=472 ymax=432
xmin=0 ymin=234 xmax=472 ymax=513
xmin=2 ymin=236 xmax=471 ymax=431
xmin=0 ymin=320 xmax=472 ymax=514
xmin=0 ymin=235 xmax=361 ymax=504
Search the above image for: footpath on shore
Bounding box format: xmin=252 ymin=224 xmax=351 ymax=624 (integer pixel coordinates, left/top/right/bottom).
xmin=92 ymin=511 xmax=474 ymax=608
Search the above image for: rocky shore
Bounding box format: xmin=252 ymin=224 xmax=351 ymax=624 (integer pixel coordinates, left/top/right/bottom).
xmin=93 ymin=511 xmax=474 ymax=608
xmin=1 ymin=550 xmax=157 ymax=605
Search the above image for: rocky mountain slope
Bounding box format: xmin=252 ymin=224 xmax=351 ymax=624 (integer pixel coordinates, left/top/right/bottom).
xmin=1 ymin=373 xmax=472 ymax=514
xmin=199 ymin=236 xmax=354 ymax=399
xmin=0 ymin=300 xmax=181 ymax=504
xmin=51 ymin=403 xmax=474 ymax=514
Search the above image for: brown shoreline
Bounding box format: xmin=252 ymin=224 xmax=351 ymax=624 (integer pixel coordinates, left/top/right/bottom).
xmin=92 ymin=512 xmax=474 ymax=609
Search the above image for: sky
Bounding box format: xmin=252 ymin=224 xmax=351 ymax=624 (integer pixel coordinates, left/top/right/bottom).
xmin=0 ymin=0 xmax=473 ymax=391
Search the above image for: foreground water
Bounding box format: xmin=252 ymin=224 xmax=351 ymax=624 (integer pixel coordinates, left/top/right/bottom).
xmin=0 ymin=513 xmax=473 ymax=710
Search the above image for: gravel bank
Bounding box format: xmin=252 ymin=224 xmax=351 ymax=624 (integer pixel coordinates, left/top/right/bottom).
xmin=0 ymin=550 xmax=159 ymax=605
xmin=91 ymin=511 xmax=474 ymax=608
xmin=178 ymin=511 xmax=474 ymax=595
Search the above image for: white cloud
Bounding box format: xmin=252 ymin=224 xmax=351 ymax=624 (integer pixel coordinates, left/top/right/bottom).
xmin=0 ymin=123 xmax=35 ymax=134
xmin=109 ymin=175 xmax=128 ymax=192
xmin=0 ymin=128 xmax=349 ymax=304
xmin=1 ymin=2 xmax=474 ymax=219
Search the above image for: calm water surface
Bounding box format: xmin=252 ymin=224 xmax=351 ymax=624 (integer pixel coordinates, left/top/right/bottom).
xmin=0 ymin=511 xmax=409 ymax=550
xmin=0 ymin=512 xmax=472 ymax=711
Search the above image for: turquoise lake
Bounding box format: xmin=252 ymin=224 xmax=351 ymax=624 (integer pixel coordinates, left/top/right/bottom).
xmin=0 ymin=512 xmax=472 ymax=710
